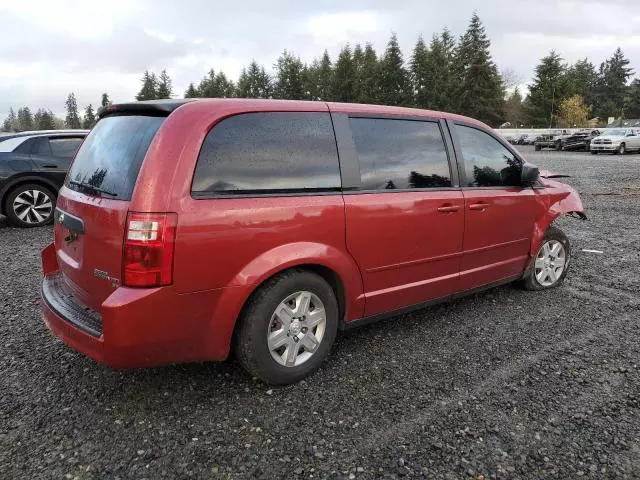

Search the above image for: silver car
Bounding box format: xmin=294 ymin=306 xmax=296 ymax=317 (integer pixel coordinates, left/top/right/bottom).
xmin=590 ymin=128 xmax=640 ymax=155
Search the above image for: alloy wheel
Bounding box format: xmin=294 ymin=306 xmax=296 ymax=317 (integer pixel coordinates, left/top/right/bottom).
xmin=12 ymin=189 xmax=53 ymax=225
xmin=534 ymin=240 xmax=567 ymax=287
xmin=267 ymin=291 xmax=327 ymax=367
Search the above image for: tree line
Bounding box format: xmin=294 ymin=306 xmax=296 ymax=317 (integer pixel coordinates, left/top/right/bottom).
xmin=3 ymin=12 xmax=639 ymax=132
xmin=506 ymin=48 xmax=639 ymax=128
xmin=138 ymin=13 xmax=506 ymax=126
xmin=2 ymin=93 xmax=112 ymax=132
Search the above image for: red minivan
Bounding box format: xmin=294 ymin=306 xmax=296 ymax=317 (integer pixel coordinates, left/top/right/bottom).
xmin=40 ymin=99 xmax=585 ymax=384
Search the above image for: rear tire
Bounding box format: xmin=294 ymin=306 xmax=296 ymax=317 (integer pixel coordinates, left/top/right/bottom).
xmin=520 ymin=226 xmax=571 ymax=291
xmin=4 ymin=183 xmax=56 ymax=228
xmin=235 ymin=269 xmax=339 ymax=385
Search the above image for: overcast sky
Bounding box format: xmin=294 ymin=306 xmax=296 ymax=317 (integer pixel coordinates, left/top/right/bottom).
xmin=1 ymin=0 xmax=639 ymax=121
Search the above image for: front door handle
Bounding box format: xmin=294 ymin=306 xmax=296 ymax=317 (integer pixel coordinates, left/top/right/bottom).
xmin=469 ymin=202 xmax=489 ymax=211
xmin=437 ymin=204 xmax=460 ymax=213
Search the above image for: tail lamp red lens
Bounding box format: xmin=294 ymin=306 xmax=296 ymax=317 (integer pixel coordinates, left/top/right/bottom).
xmin=123 ymin=212 xmax=177 ymax=287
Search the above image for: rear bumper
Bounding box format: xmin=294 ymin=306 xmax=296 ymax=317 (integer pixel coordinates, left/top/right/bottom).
xmin=40 ymin=243 xmax=235 ymax=368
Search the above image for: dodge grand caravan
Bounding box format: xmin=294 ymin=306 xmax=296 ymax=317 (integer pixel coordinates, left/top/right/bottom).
xmin=40 ymin=99 xmax=586 ymax=385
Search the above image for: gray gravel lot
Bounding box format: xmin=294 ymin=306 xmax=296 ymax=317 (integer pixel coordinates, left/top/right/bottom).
xmin=1 ymin=147 xmax=640 ymax=479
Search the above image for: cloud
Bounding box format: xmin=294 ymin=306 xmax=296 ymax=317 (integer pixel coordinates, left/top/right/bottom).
xmin=1 ymin=0 xmax=639 ymax=122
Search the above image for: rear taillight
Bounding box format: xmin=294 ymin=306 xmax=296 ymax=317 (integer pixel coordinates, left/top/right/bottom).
xmin=123 ymin=212 xmax=177 ymax=288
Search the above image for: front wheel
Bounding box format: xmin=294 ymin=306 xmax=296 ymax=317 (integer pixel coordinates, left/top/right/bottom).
xmin=235 ymin=270 xmax=339 ymax=385
xmin=555 ymin=141 xmax=562 ymax=151
xmin=521 ymin=226 xmax=571 ymax=291
xmin=618 ymin=143 xmax=626 ymax=155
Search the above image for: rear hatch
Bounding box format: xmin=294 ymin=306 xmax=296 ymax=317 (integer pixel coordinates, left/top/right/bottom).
xmin=54 ymin=114 xmax=165 ymax=310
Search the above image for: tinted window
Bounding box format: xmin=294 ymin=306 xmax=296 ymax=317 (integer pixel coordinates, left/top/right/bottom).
xmin=67 ymin=115 xmax=164 ymax=200
xmin=33 ymin=138 xmax=52 ymax=156
xmin=349 ymin=118 xmax=451 ymax=190
xmin=455 ymin=125 xmax=522 ymax=187
xmin=50 ymin=138 xmax=84 ymax=158
xmin=192 ymin=112 xmax=340 ymax=194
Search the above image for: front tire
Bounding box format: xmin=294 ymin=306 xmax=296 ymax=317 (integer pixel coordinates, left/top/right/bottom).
xmin=521 ymin=226 xmax=571 ymax=291
xmin=235 ymin=269 xmax=339 ymax=385
xmin=4 ymin=183 xmax=56 ymax=228
xmin=618 ymin=143 xmax=626 ymax=155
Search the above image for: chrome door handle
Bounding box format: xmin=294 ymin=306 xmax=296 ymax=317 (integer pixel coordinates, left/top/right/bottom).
xmin=437 ymin=205 xmax=460 ymax=213
xmin=469 ymin=203 xmax=489 ymax=211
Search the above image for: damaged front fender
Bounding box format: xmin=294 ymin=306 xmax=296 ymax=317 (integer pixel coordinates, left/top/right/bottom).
xmin=530 ymin=178 xmax=587 ymax=257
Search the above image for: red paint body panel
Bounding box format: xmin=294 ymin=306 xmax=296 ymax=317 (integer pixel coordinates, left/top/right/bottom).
xmin=458 ymin=188 xmax=536 ymax=291
xmin=39 ymin=98 xmax=586 ymax=369
xmin=344 ymin=191 xmax=464 ymax=315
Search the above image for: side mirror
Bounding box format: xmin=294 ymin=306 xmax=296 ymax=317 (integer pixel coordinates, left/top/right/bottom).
xmin=521 ymin=163 xmax=540 ymax=186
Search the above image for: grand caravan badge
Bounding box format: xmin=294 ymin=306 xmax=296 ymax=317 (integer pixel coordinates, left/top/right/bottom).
xmin=94 ymin=269 xmax=120 ymax=288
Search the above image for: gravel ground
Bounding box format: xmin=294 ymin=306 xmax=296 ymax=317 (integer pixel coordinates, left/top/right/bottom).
xmin=1 ymin=147 xmax=640 ymax=479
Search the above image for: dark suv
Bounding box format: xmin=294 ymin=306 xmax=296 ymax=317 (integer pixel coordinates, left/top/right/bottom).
xmin=40 ymin=99 xmax=585 ymax=385
xmin=0 ymin=130 xmax=87 ymax=227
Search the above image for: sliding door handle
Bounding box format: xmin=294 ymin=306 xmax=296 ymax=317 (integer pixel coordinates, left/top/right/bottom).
xmin=437 ymin=204 xmax=460 ymax=213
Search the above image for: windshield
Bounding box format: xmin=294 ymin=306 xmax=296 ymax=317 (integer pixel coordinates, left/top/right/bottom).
xmin=606 ymin=129 xmax=626 ymax=136
xmin=66 ymin=115 xmax=164 ymax=200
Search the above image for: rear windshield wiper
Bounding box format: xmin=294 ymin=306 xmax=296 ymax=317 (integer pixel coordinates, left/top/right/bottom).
xmin=68 ymin=180 xmax=118 ymax=197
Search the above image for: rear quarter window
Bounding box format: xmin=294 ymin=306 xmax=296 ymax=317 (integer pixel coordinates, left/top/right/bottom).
xmin=192 ymin=112 xmax=341 ymax=195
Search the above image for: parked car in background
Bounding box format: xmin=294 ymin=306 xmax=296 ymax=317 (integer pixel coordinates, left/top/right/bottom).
xmin=534 ymin=129 xmax=572 ymax=151
xmin=41 ymin=99 xmax=585 ymax=385
xmin=0 ymin=130 xmax=88 ymax=227
xmin=590 ymin=128 xmax=640 ymax=155
xmin=562 ymin=129 xmax=601 ymax=151
xmin=523 ymin=134 xmax=539 ymax=145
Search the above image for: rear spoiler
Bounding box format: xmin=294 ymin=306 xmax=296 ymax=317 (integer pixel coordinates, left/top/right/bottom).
xmin=97 ymin=99 xmax=196 ymax=119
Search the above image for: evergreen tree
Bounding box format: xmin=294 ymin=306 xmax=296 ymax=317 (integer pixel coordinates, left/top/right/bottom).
xmin=358 ymin=44 xmax=380 ymax=104
xmin=432 ymin=29 xmax=457 ymax=111
xmin=101 ymin=93 xmax=112 ymax=108
xmin=306 ymin=50 xmax=334 ymax=101
xmin=273 ymin=51 xmax=306 ymax=100
xmin=82 ymin=104 xmax=96 ymax=129
xmin=504 ymin=87 xmax=525 ymax=127
xmin=625 ymin=79 xmax=640 ymax=118
xmin=332 ymin=45 xmax=356 ymax=103
xmin=526 ymin=51 xmax=568 ymax=127
xmin=565 ymin=59 xmax=598 ymax=113
xmin=596 ymin=48 xmax=634 ymax=119
xmin=411 ymin=36 xmax=430 ymax=108
xmin=65 ymin=93 xmax=82 ymax=129
xmin=453 ymin=13 xmax=504 ymax=125
xmin=2 ymin=108 xmax=17 ymax=132
xmin=185 ymin=82 xmax=200 ymax=98
xmin=198 ymin=69 xmax=235 ymax=98
xmin=34 ymin=109 xmax=56 ymax=130
xmin=136 ymin=70 xmax=158 ymax=101
xmin=16 ymin=107 xmax=34 ymax=131
xmin=236 ymin=61 xmax=272 ymax=98
xmin=379 ymin=33 xmax=411 ymax=106
xmin=156 ymin=70 xmax=173 ymax=99
xmin=352 ymin=44 xmax=365 ymax=102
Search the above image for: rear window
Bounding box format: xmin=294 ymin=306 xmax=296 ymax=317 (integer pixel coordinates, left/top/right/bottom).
xmin=66 ymin=115 xmax=164 ymax=200
xmin=192 ymin=112 xmax=341 ymax=195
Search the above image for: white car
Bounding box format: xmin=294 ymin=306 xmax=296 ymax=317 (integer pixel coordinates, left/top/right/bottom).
xmin=590 ymin=128 xmax=640 ymax=155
